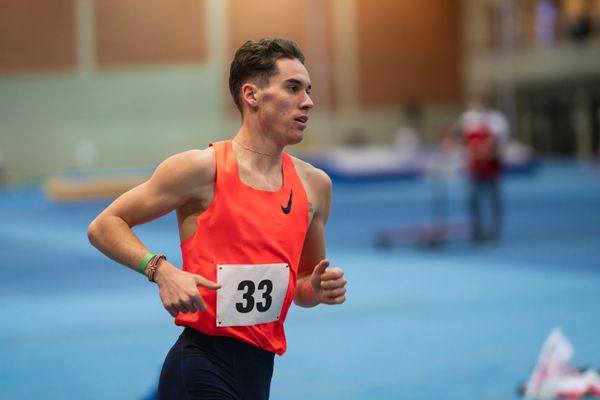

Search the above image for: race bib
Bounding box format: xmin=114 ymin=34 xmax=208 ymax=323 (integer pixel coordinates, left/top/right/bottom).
xmin=216 ymin=263 xmax=290 ymax=327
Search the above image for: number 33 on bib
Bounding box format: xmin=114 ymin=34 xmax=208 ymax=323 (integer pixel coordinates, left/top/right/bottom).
xmin=216 ymin=263 xmax=290 ymax=327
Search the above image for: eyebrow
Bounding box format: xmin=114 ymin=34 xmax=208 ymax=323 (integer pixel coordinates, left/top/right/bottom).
xmin=285 ymin=78 xmax=312 ymax=91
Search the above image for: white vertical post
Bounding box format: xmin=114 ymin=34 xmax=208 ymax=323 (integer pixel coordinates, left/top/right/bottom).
xmin=494 ymin=0 xmax=517 ymax=135
xmin=305 ymin=0 xmax=332 ymax=110
xmin=332 ymin=0 xmax=360 ymax=113
xmin=205 ymin=0 xmax=230 ymax=120
xmin=75 ymin=0 xmax=95 ymax=78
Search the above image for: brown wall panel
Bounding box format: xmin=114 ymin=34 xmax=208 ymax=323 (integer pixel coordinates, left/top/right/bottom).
xmin=95 ymin=0 xmax=207 ymax=66
xmin=357 ymin=0 xmax=462 ymax=106
xmin=227 ymin=0 xmax=335 ymax=108
xmin=0 ymin=0 xmax=76 ymax=73
xmin=228 ymin=0 xmax=306 ymax=54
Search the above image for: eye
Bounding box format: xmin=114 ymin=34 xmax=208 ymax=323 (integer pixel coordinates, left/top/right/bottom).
xmin=288 ymin=84 xmax=300 ymax=93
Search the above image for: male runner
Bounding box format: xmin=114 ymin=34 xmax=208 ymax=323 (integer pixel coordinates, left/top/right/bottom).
xmin=87 ymin=37 xmax=347 ymax=399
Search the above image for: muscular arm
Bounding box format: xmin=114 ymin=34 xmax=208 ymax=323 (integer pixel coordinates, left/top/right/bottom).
xmin=293 ymin=166 xmax=346 ymax=308
xmin=87 ymin=148 xmax=220 ymax=316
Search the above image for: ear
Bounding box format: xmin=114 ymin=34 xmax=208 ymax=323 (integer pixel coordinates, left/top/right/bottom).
xmin=241 ymin=83 xmax=259 ymax=109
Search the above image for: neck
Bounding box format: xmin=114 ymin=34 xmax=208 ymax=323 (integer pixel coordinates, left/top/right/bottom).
xmin=233 ymin=138 xmax=279 ymax=158
xmin=232 ymin=134 xmax=284 ymax=191
xmin=233 ymin=125 xmax=283 ymax=155
xmin=232 ymin=132 xmax=284 ymax=172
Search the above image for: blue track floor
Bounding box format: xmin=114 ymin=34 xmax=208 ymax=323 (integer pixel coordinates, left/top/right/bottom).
xmin=1 ymin=161 xmax=599 ymax=399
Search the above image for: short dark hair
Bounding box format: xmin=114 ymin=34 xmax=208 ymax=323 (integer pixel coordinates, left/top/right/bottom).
xmin=229 ymin=38 xmax=305 ymax=114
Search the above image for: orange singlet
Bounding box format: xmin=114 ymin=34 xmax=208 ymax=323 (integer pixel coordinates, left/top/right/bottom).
xmin=175 ymin=140 xmax=309 ymax=355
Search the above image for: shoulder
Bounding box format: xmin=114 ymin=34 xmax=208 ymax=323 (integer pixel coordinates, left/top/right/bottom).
xmin=160 ymin=147 xmax=214 ymax=175
xmin=290 ymin=155 xmax=332 ymax=223
xmin=290 ymin=155 xmax=332 ymax=194
xmin=151 ymin=147 xmax=216 ymax=194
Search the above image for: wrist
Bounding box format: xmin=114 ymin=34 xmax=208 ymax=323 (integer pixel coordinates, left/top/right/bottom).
xmin=295 ymin=276 xmax=320 ymax=307
xmin=138 ymin=252 xmax=156 ymax=275
xmin=153 ymin=261 xmax=174 ymax=286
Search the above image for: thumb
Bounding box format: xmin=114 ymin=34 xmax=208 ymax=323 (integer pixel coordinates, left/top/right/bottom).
xmin=194 ymin=274 xmax=221 ymax=290
xmin=312 ymin=259 xmax=330 ymax=276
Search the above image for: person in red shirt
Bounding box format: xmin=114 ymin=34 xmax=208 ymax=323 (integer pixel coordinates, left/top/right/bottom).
xmin=88 ymin=38 xmax=347 ymax=400
xmin=454 ymin=97 xmax=509 ymax=243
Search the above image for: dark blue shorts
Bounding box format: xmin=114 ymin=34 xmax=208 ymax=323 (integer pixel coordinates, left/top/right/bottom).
xmin=158 ymin=327 xmax=275 ymax=400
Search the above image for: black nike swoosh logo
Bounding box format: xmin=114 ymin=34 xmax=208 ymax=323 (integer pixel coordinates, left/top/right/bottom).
xmin=281 ymin=189 xmax=293 ymax=214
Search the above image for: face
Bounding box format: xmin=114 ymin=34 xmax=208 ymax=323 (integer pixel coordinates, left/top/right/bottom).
xmin=252 ymin=58 xmax=314 ymax=145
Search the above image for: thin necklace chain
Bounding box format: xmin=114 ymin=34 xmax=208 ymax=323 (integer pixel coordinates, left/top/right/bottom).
xmin=233 ymin=138 xmax=279 ymax=157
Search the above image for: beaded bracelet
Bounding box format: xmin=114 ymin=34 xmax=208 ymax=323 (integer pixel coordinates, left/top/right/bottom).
xmin=146 ymin=254 xmax=166 ymax=283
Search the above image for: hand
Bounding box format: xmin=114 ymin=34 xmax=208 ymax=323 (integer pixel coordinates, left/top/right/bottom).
xmin=154 ymin=262 xmax=221 ymax=317
xmin=310 ymin=259 xmax=347 ymax=305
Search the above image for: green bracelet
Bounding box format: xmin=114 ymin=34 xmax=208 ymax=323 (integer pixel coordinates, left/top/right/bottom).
xmin=139 ymin=252 xmax=157 ymax=274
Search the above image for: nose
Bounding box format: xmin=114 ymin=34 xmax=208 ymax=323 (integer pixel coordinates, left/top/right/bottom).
xmin=301 ymin=91 xmax=314 ymax=110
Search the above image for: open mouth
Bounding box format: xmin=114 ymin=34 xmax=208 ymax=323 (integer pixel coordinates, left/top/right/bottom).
xmin=294 ymin=116 xmax=308 ymax=124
